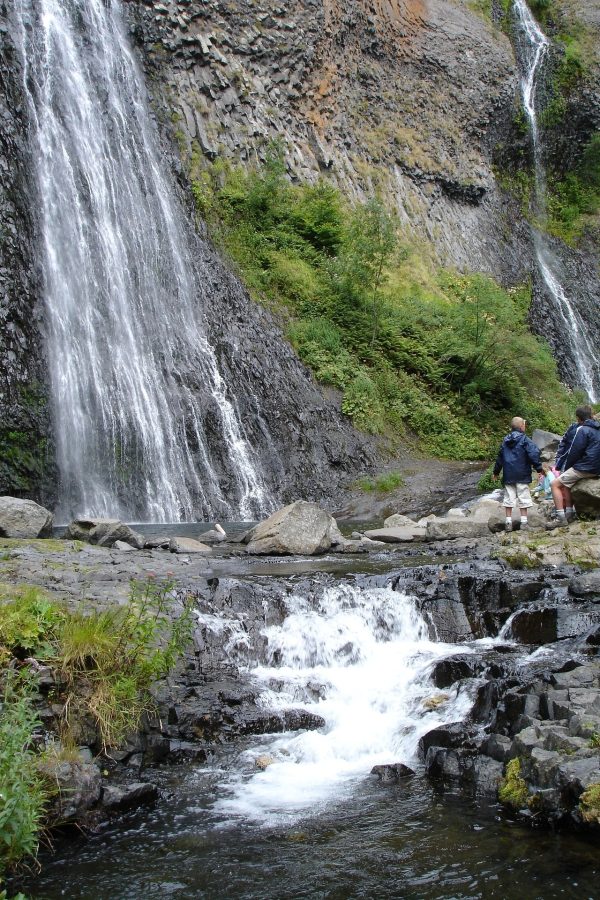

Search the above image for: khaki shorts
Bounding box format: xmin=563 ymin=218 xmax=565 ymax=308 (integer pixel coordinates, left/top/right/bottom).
xmin=557 ymin=467 xmax=596 ymax=488
xmin=503 ymin=483 xmax=533 ymax=509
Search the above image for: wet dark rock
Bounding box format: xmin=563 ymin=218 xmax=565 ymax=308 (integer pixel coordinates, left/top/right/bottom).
xmin=507 ymin=605 xmax=600 ymax=645
xmin=569 ymin=572 xmax=600 ymax=598
xmin=371 ymin=763 xmax=415 ymax=782
xmin=37 ymin=759 xmax=102 ymax=823
xmin=430 ymin=655 xmax=481 ymax=688
xmin=101 ymin=782 xmax=159 ymax=812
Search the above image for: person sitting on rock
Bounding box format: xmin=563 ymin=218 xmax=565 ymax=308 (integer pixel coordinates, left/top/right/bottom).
xmin=492 ymin=416 xmax=543 ymax=532
xmin=549 ymin=409 xmax=600 ymax=528
xmin=555 ymin=404 xmax=592 ymax=472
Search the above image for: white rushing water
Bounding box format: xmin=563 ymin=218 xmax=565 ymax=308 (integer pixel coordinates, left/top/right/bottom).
xmin=13 ymin=0 xmax=269 ymax=522
xmin=206 ymin=584 xmax=479 ymax=827
xmin=513 ymin=0 xmax=598 ymax=401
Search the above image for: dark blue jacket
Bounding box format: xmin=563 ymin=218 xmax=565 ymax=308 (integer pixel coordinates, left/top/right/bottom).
xmin=493 ymin=430 xmax=542 ymax=484
xmin=562 ymin=419 xmax=600 ymax=474
xmin=555 ymin=422 xmax=579 ymax=471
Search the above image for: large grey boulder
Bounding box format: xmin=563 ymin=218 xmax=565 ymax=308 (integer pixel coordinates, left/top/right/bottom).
xmin=487 ymin=504 xmax=547 ymax=532
xmin=532 ymin=429 xmax=561 ymax=462
xmin=245 ymin=501 xmax=338 ymax=555
xmin=571 ymin=478 xmax=600 ymax=518
xmin=65 ymin=518 xmax=145 ymax=549
xmin=383 ymin=513 xmax=417 ymax=528
xmin=37 ymin=758 xmax=102 ymax=822
xmin=0 ymin=496 xmax=53 ymax=538
xmin=426 ymin=519 xmax=490 ymax=540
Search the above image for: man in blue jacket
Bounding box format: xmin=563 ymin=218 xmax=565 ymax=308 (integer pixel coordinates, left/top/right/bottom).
xmin=555 ymin=405 xmax=592 ymax=471
xmin=550 ymin=411 xmax=600 ymax=527
xmin=493 ymin=416 xmax=543 ymax=531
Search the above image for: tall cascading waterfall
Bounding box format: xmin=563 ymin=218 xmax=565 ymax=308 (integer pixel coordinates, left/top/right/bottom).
xmin=513 ymin=0 xmax=599 ymax=402
xmin=12 ymin=0 xmax=270 ymax=523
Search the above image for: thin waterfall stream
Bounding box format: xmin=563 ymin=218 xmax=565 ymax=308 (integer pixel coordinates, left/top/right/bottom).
xmin=513 ymin=0 xmax=599 ymax=401
xmin=13 ymin=0 xmax=270 ymax=523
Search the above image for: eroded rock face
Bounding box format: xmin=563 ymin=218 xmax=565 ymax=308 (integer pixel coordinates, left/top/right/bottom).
xmin=126 ymin=0 xmax=527 ymax=279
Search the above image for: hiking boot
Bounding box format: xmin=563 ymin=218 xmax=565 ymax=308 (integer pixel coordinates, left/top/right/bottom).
xmin=545 ymin=518 xmax=569 ymax=530
xmin=505 ymin=521 xmax=513 ymax=533
xmin=565 ymin=510 xmax=577 ymax=523
xmin=520 ymin=521 xmax=529 ymax=531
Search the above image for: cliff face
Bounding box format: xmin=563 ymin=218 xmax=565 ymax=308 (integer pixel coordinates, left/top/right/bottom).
xmin=127 ymin=0 xmax=531 ymax=281
xmin=0 ymin=4 xmax=57 ymax=504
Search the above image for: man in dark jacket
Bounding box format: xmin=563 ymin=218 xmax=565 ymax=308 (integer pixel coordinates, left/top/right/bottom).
xmin=550 ymin=412 xmax=600 ymax=527
xmin=555 ymin=405 xmax=592 ymax=471
xmin=493 ymin=416 xmax=543 ymax=531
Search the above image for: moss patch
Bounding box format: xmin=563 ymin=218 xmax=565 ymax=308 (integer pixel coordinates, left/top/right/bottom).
xmin=579 ymin=783 xmax=600 ymax=825
xmin=498 ymin=757 xmax=529 ymax=808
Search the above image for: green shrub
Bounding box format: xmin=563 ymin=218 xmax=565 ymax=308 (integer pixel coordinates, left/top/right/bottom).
xmin=191 ymin=154 xmax=574 ymax=459
xmin=356 ymin=472 xmax=405 ymax=493
xmin=0 ymin=587 xmax=64 ymax=663
xmin=342 ymin=373 xmax=385 ymax=433
xmin=579 ymin=783 xmax=600 ymax=825
xmin=0 ymin=673 xmax=47 ymax=877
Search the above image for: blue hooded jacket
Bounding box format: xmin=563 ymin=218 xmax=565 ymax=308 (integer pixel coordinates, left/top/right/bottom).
xmin=562 ymin=419 xmax=600 ymax=474
xmin=555 ymin=422 xmax=579 ymax=471
xmin=493 ymin=430 xmax=542 ymax=485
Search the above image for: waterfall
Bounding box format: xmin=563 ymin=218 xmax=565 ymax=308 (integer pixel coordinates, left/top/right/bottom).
xmin=513 ymin=0 xmax=599 ymax=402
xmin=12 ymin=0 xmax=270 ymax=523
xmin=200 ymin=584 xmax=476 ymax=826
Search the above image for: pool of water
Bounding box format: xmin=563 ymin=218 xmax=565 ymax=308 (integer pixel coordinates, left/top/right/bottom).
xmin=20 ymin=758 xmax=599 ymax=899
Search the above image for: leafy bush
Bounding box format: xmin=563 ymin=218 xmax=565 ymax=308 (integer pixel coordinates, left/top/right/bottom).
xmin=342 ymin=373 xmax=385 ymax=433
xmin=0 ymin=673 xmax=47 ymax=878
xmin=0 ymin=587 xmax=64 ymax=664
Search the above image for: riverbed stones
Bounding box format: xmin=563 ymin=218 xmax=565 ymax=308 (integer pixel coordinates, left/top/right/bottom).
xmin=244 ymin=500 xmax=339 ymax=555
xmin=37 ymin=757 xmax=102 ymax=822
xmin=383 ymin=513 xmax=418 ymax=528
xmin=102 ymin=782 xmax=159 ymax=812
xmin=0 ymin=496 xmax=53 ymax=537
xmin=65 ymin=518 xmax=145 ymax=549
xmin=370 ymin=763 xmax=415 ymax=782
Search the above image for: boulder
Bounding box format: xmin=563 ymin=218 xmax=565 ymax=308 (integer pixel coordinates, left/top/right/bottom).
xmin=244 ymin=501 xmax=337 ymax=555
xmin=383 ymin=513 xmax=417 ymax=528
xmin=569 ymin=572 xmax=600 ymax=597
xmin=425 ymin=518 xmax=489 ymax=540
xmin=370 ymin=763 xmax=415 ymax=782
xmin=466 ymin=498 xmax=502 ymax=523
xmin=113 ymin=540 xmax=137 ymax=552
xmin=198 ymin=526 xmax=227 ymax=543
xmin=532 ymin=429 xmax=561 ymax=462
xmin=362 ymin=526 xmax=426 ymax=543
xmin=0 ymin=496 xmax=53 ymax=538
xmin=102 ymin=782 xmax=158 ymax=812
xmin=37 ymin=758 xmax=102 ymax=822
xmin=487 ymin=504 xmax=547 ymax=532
xmin=571 ymin=478 xmax=600 ymax=518
xmin=65 ymin=518 xmax=145 ymax=549
xmin=169 ymin=537 xmax=212 ymax=554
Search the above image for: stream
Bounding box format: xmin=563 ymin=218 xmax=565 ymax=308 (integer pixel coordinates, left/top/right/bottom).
xmin=19 ymin=574 xmax=600 ymax=898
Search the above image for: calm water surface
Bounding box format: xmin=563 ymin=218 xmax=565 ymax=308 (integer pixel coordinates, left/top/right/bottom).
xmin=21 ymin=759 xmax=599 ymax=899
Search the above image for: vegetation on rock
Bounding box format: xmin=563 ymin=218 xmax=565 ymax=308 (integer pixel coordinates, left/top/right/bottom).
xmin=0 ymin=579 xmax=194 ymax=875
xmin=579 ymin=783 xmax=600 ymax=825
xmin=498 ymin=757 xmax=530 ymax=808
xmin=192 ymin=151 xmax=574 ymax=460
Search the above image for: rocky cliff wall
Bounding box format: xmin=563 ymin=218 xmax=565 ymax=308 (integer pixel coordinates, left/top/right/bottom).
xmin=0 ymin=4 xmax=57 ymax=504
xmin=125 ymin=0 xmax=532 ymax=281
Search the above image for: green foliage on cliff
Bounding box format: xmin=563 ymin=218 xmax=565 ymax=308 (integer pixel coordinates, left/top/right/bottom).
xmin=547 ymin=134 xmax=600 ymax=244
xmin=193 ymin=153 xmax=574 ymax=458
